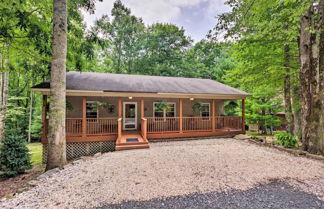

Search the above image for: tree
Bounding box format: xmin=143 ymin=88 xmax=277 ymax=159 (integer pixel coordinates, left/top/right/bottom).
xmin=94 ymin=1 xmax=145 ymax=74
xmin=46 ymin=0 xmax=68 ymax=170
xmin=245 ymin=89 xmax=283 ymax=135
xmin=0 ymin=133 xmax=32 ymax=176
xmin=213 ymin=0 xmax=301 ymax=135
xmin=136 ymin=23 xmax=192 ymax=76
xmin=182 ymin=40 xmax=234 ymax=81
xmin=299 ymin=0 xmax=324 ymax=154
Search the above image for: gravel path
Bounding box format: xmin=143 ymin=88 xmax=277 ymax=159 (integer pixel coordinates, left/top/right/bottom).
xmin=1 ymin=138 xmax=323 ymax=209
xmin=102 ymin=181 xmax=324 ymax=209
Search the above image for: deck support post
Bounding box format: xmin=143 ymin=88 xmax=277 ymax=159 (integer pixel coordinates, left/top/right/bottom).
xmin=212 ymin=99 xmax=215 ymax=132
xmin=82 ymin=96 xmax=87 ymax=137
xmin=118 ymin=97 xmax=122 ymax=118
xmin=118 ymin=118 xmax=122 ymax=139
xmin=41 ymin=95 xmax=47 ymax=143
xmin=242 ymin=99 xmax=245 ymax=132
xmin=141 ymin=98 xmax=144 ymax=118
xmin=179 ymin=98 xmax=183 ymax=133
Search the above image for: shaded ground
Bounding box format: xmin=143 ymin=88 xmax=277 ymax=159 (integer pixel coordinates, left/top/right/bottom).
xmin=102 ymin=181 xmax=324 ymax=209
xmin=0 ymin=166 xmax=43 ymax=199
xmin=0 ymin=138 xmax=323 ymax=208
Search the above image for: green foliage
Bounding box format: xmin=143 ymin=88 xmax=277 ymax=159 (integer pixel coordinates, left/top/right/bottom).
xmin=27 ymin=143 xmax=42 ymax=166
xmin=5 ymin=96 xmax=28 ymax=135
xmin=275 ymin=132 xmax=298 ymax=148
xmin=182 ymin=41 xmax=234 ymax=81
xmin=66 ymin=101 xmax=74 ymax=111
xmin=192 ymin=102 xmax=203 ymax=113
xmin=94 ymin=101 xmax=113 ymax=108
xmin=155 ymin=101 xmax=170 ymax=112
xmin=224 ymin=101 xmax=239 ymax=116
xmin=245 ymin=89 xmax=283 ymax=134
xmin=0 ymin=133 xmax=32 ymax=176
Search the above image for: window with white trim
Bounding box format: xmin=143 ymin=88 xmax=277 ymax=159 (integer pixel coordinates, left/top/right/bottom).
xmin=153 ymin=102 xmax=176 ymax=118
xmin=200 ymin=103 xmax=210 ymax=118
xmin=86 ymin=101 xmax=98 ymax=118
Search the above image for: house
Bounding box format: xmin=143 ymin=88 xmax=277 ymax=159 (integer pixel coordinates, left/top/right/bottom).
xmin=32 ymin=71 xmax=250 ymax=161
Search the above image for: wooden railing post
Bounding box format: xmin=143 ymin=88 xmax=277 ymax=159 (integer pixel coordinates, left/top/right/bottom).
xmin=242 ymin=99 xmax=245 ymax=132
xmin=212 ymin=99 xmax=215 ymax=132
xmin=179 ymin=98 xmax=183 ymax=133
xmin=117 ymin=118 xmax=122 ymax=139
xmin=141 ymin=118 xmax=147 ymax=140
xmin=41 ymin=95 xmax=47 ymax=143
xmin=82 ymin=96 xmax=87 ymax=137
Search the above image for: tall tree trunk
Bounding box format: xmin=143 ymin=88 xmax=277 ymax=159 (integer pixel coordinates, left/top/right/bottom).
xmin=300 ymin=1 xmax=324 ymax=155
xmin=46 ymin=0 xmax=67 ymax=170
xmin=283 ymin=44 xmax=294 ymax=134
xmin=292 ymin=84 xmax=301 ymax=137
xmin=316 ymin=0 xmax=324 ymax=154
xmin=0 ymin=72 xmax=9 ymax=139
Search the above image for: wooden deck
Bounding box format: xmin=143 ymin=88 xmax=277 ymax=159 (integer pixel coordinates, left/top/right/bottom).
xmin=116 ymin=131 xmax=149 ymax=151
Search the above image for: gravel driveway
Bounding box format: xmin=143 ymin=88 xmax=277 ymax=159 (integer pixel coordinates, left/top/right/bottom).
xmin=1 ymin=138 xmax=323 ymax=209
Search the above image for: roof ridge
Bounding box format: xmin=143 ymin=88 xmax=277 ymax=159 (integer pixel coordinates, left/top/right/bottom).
xmin=67 ymin=71 xmax=218 ymax=82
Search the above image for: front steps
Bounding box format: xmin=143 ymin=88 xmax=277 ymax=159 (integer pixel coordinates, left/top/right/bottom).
xmin=116 ymin=132 xmax=149 ymax=151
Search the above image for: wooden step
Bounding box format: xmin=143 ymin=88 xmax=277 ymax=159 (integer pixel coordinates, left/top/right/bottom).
xmin=116 ymin=141 xmax=148 ymax=146
xmin=115 ymin=143 xmax=149 ymax=151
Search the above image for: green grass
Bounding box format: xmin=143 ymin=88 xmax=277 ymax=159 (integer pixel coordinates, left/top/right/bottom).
xmin=27 ymin=143 xmax=43 ymax=166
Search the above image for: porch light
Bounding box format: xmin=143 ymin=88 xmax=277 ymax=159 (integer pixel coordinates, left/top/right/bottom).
xmin=190 ymin=98 xmax=194 ymax=101
xmin=129 ymin=97 xmax=133 ymax=99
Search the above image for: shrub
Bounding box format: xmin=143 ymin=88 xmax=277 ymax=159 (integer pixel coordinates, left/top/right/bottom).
xmin=0 ymin=134 xmax=32 ymax=177
xmin=274 ymin=132 xmax=298 ymax=148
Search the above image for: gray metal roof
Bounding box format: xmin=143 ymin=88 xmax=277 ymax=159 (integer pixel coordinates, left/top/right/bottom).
xmin=33 ymin=71 xmax=249 ymax=96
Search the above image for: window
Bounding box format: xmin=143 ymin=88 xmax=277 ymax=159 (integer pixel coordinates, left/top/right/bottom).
xmin=200 ymin=103 xmax=210 ymax=118
xmin=153 ymin=102 xmax=176 ymax=118
xmin=86 ymin=102 xmax=98 ymax=118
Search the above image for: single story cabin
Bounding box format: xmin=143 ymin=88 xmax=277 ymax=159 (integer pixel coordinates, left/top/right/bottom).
xmin=32 ymin=71 xmax=250 ymax=161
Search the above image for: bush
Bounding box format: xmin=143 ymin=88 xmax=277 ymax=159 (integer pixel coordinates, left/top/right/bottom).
xmin=274 ymin=132 xmax=298 ymax=148
xmin=0 ymin=134 xmax=32 ymax=177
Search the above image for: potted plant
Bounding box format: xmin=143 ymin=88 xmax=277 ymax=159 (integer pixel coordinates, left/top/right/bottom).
xmin=192 ymin=102 xmax=203 ymax=113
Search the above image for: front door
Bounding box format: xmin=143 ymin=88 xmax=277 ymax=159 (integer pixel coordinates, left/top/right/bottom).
xmin=123 ymin=102 xmax=137 ymax=130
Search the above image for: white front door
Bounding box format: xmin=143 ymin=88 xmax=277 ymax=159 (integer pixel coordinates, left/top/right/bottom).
xmin=123 ymin=102 xmax=137 ymax=130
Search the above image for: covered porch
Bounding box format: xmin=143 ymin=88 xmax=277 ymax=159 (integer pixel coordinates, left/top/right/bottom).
xmin=41 ymin=95 xmax=246 ymax=150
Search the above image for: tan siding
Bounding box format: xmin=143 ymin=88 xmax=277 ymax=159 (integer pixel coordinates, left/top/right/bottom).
xmin=66 ymin=96 xmax=226 ymax=129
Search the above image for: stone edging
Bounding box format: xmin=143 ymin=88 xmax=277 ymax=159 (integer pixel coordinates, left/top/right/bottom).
xmin=247 ymin=139 xmax=324 ymax=162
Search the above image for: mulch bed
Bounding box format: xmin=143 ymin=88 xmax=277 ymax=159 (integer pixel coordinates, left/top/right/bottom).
xmin=0 ymin=166 xmax=44 ymax=199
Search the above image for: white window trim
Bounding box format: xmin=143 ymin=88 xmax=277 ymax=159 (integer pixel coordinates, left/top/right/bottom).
xmin=200 ymin=103 xmax=210 ymax=120
xmin=153 ymin=102 xmax=177 ymax=118
xmin=86 ymin=101 xmax=99 ymax=119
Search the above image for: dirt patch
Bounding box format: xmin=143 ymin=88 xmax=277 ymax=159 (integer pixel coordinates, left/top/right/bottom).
xmin=0 ymin=166 xmax=44 ymax=199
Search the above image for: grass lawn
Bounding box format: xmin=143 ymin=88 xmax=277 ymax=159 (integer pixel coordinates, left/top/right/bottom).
xmin=27 ymin=143 xmax=42 ymax=166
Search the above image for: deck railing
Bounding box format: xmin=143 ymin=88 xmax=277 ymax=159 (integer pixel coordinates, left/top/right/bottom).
xmin=215 ymin=116 xmax=242 ymax=130
xmin=65 ymin=118 xmax=118 ymax=136
xmin=66 ymin=118 xmax=82 ymax=136
xmin=183 ymin=117 xmax=212 ymax=132
xmin=146 ymin=116 xmax=243 ymax=133
xmin=86 ymin=117 xmax=118 ymax=135
xmin=55 ymin=116 xmax=243 ymax=138
xmin=146 ymin=117 xmax=180 ymax=133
